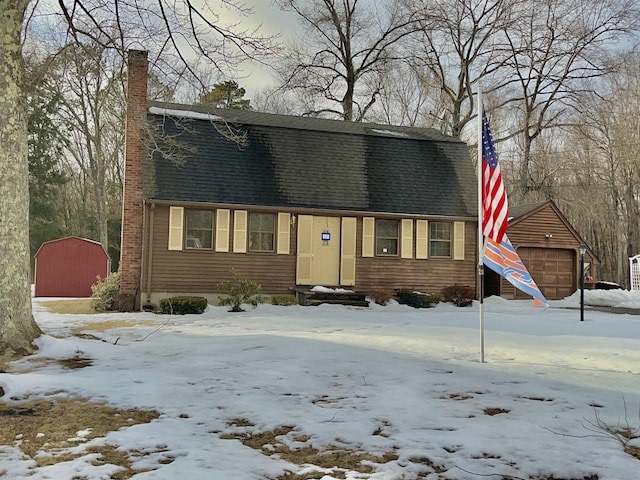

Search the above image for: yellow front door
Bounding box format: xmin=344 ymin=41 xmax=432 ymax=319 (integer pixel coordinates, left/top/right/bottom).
xmin=296 ymin=216 xmax=341 ymax=285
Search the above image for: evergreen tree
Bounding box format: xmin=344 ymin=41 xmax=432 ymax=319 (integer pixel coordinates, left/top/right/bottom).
xmin=27 ymin=90 xmax=68 ymax=265
xmin=197 ymin=81 xmax=251 ymax=110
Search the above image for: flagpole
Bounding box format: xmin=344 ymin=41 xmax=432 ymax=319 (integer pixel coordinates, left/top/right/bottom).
xmin=477 ymin=89 xmax=485 ymax=363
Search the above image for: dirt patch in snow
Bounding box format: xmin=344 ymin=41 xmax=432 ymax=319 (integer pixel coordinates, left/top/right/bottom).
xmin=219 ymin=420 xmax=399 ymax=479
xmin=41 ymin=299 xmax=95 ymax=315
xmin=0 ymin=394 xmax=164 ymax=479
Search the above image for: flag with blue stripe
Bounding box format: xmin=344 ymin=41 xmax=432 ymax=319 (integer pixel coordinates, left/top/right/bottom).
xmin=484 ymin=234 xmax=548 ymax=307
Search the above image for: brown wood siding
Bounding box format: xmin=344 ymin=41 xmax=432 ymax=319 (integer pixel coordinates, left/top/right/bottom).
xmin=507 ymin=204 xmax=577 ymax=248
xmin=354 ymin=219 xmax=477 ymax=295
xmin=144 ymin=205 xmax=297 ymax=295
xmin=144 ymin=205 xmax=478 ymax=297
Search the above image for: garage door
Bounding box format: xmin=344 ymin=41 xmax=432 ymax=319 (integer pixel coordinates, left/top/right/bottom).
xmin=515 ymin=248 xmax=575 ymax=300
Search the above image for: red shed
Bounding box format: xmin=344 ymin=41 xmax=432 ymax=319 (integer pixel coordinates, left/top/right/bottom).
xmin=34 ymin=237 xmax=110 ymax=297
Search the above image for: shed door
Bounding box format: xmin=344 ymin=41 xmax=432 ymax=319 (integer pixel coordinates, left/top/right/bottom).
xmin=515 ymin=247 xmax=575 ymax=300
xmin=296 ymin=216 xmax=341 ymax=286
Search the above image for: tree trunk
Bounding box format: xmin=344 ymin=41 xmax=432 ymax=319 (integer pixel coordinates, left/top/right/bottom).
xmin=0 ymin=1 xmax=43 ymax=359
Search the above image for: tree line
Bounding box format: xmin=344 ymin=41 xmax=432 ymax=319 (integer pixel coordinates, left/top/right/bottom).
xmin=2 ymin=0 xmax=639 ymax=355
xmin=27 ymin=0 xmax=640 ymax=286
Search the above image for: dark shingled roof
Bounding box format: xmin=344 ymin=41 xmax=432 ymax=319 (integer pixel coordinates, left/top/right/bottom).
xmin=508 ymin=202 xmax=548 ymax=221
xmin=144 ymin=102 xmax=477 ymax=217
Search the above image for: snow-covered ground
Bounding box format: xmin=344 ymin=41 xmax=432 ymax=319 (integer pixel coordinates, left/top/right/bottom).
xmin=1 ymin=289 xmax=640 ymax=479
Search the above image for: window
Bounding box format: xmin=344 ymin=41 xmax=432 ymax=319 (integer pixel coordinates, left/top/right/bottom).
xmin=249 ymin=213 xmax=275 ymax=252
xmin=430 ymin=222 xmax=451 ymax=257
xmin=185 ymin=209 xmax=213 ymax=249
xmin=376 ymin=219 xmax=398 ymax=255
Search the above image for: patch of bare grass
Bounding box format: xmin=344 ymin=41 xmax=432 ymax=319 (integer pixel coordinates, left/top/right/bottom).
xmin=8 ymin=355 xmax=94 ymax=374
xmin=409 ymin=456 xmax=448 ymax=474
xmin=0 ymin=394 xmax=163 ymax=478
xmin=71 ymin=320 xmax=156 ymax=336
xmin=483 ymin=407 xmax=510 ymax=416
xmin=444 ymin=393 xmax=473 ymax=401
xmin=226 ymin=417 xmax=255 ymax=427
xmin=42 ymin=299 xmax=95 ymax=314
xmin=56 ymin=355 xmax=94 ymax=369
xmin=220 ymin=423 xmax=398 ymax=478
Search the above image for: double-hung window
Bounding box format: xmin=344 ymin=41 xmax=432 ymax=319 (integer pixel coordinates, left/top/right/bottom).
xmin=376 ymin=219 xmax=399 ymax=255
xmin=430 ymin=222 xmax=451 ymax=257
xmin=185 ymin=209 xmax=213 ymax=249
xmin=249 ymin=213 xmax=275 ymax=252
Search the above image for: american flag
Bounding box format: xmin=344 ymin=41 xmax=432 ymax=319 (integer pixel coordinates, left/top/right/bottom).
xmin=481 ymin=111 xmax=508 ymax=243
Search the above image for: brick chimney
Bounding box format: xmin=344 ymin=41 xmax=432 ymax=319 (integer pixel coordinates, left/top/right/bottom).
xmin=119 ymin=50 xmax=148 ymax=308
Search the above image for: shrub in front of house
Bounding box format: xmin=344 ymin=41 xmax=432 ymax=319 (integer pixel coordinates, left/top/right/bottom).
xmin=395 ymin=288 xmax=441 ymax=308
xmin=368 ymin=290 xmax=394 ymax=306
xmin=159 ymin=296 xmax=208 ymax=315
xmin=395 ymin=289 xmax=414 ymax=305
xmin=441 ymin=284 xmax=475 ymax=307
xmin=90 ymin=271 xmax=121 ymax=312
xmin=217 ymin=272 xmax=266 ymax=312
xmin=270 ymin=295 xmax=298 ymax=306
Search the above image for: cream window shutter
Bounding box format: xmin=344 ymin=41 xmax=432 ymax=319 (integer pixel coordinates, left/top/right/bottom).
xmin=168 ymin=206 xmax=184 ymax=251
xmin=277 ymin=213 xmax=291 ymax=254
xmin=401 ymin=219 xmax=414 ymax=259
xmin=340 ymin=217 xmax=357 ymax=285
xmin=416 ymin=220 xmax=428 ymax=259
xmin=233 ymin=210 xmax=247 ymax=253
xmin=296 ymin=215 xmax=313 ymax=284
xmin=362 ymin=217 xmax=375 ymax=257
xmin=216 ymin=209 xmax=230 ymax=252
xmin=453 ymin=221 xmax=465 ymax=260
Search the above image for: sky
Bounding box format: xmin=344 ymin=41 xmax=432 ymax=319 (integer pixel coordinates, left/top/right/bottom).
xmin=1 ymin=289 xmax=640 ymax=479
xmin=219 ymin=1 xmax=300 ymax=97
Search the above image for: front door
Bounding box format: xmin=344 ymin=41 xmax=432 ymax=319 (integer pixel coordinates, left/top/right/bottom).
xmin=296 ymin=215 xmax=341 ymax=285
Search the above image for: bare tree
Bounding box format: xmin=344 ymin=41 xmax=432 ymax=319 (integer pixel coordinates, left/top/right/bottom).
xmin=0 ymin=0 xmax=277 ymax=358
xmin=274 ymin=0 xmax=419 ymax=121
xmin=563 ymin=55 xmax=640 ymax=285
xmin=407 ymin=0 xmax=520 ymax=137
xmin=44 ymin=42 xmax=126 ymax=254
xmin=502 ymin=0 xmax=640 ymax=198
xmin=368 ymin=60 xmax=439 ymax=127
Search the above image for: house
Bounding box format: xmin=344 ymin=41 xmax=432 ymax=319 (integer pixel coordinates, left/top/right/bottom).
xmin=484 ymin=201 xmax=599 ymax=301
xmin=34 ymin=236 xmax=110 ymax=297
xmin=119 ymin=51 xmax=595 ymax=309
xmin=118 ymin=50 xmax=479 ymax=308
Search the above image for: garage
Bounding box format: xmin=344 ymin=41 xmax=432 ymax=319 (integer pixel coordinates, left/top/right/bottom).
xmin=485 ymin=201 xmax=598 ymax=302
xmin=515 ymin=247 xmax=575 ymax=300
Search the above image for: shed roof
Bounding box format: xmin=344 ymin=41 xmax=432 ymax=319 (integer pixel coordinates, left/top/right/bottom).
xmin=508 ymin=201 xmax=548 ymax=221
xmin=34 ymin=236 xmax=109 ymax=259
xmin=145 ymin=102 xmax=477 ymax=218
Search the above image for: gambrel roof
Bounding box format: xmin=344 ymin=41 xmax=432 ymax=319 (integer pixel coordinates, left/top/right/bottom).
xmin=144 ymin=101 xmax=477 ymax=218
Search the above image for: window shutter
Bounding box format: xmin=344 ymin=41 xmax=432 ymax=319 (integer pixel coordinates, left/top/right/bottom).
xmin=296 ymin=215 xmax=313 ymax=284
xmin=233 ymin=210 xmax=247 ymax=253
xmin=416 ymin=220 xmax=428 ymax=259
xmin=216 ymin=209 xmax=230 ymax=252
xmin=168 ymin=206 xmax=184 ymax=251
xmin=362 ymin=217 xmax=375 ymax=257
xmin=340 ymin=217 xmax=357 ymax=285
xmin=277 ymin=212 xmax=291 ymax=254
xmin=401 ymin=219 xmax=414 ymax=259
xmin=453 ymin=221 xmax=465 ymax=260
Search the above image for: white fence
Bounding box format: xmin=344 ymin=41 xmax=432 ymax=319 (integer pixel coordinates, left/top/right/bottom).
xmin=630 ymin=255 xmax=640 ymax=290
